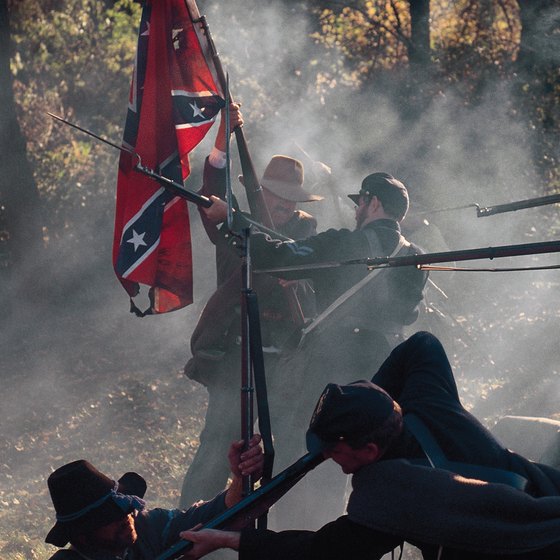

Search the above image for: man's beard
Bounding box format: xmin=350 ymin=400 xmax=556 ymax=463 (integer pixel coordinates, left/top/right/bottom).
xmin=84 ymin=515 xmax=138 ymax=553
xmin=355 ymin=205 xmax=368 ymax=229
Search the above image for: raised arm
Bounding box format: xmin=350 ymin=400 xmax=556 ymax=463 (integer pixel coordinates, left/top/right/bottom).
xmin=156 ymin=435 xmax=263 ymax=550
xmin=198 ymin=103 xmax=243 ymax=244
xmin=202 ymin=197 xmax=355 ymax=278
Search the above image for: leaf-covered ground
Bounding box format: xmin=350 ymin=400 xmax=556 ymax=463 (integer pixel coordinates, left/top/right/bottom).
xmin=1 ymin=264 xmax=559 ymax=560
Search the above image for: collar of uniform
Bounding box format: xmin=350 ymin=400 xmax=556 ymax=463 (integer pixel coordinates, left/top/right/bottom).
xmin=362 ymin=218 xmax=401 ymax=233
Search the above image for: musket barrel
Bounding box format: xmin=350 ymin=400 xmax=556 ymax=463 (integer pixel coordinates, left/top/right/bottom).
xmin=362 ymin=240 xmax=560 ymax=268
xmin=134 ymin=163 xmax=213 ymax=207
xmin=477 ymin=194 xmax=560 ymax=217
xmin=253 ymin=240 xmax=560 ymax=274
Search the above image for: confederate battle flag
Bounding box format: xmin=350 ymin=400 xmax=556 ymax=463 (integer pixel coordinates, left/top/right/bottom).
xmin=113 ymin=0 xmax=224 ymax=314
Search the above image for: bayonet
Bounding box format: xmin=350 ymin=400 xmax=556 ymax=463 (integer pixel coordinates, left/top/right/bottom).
xmin=47 ymin=112 xmax=135 ymax=157
xmin=224 ymin=73 xmax=233 ymax=231
xmin=48 ymin=112 xmax=213 ymax=208
xmin=415 ymin=194 xmax=560 ymax=218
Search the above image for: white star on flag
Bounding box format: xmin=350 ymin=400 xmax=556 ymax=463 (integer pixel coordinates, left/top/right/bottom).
xmin=127 ymin=229 xmax=147 ymax=252
xmin=190 ymin=101 xmax=205 ymax=119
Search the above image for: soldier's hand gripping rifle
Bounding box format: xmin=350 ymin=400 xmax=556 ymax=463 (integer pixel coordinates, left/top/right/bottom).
xmin=155 ymin=450 xmax=325 ymax=560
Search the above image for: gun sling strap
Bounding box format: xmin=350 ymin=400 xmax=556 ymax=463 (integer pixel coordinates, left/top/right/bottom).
xmin=299 ymin=230 xmax=409 ymax=345
xmin=404 ymin=413 xmax=528 ymax=490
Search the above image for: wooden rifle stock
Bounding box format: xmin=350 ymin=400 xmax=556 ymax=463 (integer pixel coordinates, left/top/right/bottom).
xmin=155 ymin=451 xmax=325 ymax=560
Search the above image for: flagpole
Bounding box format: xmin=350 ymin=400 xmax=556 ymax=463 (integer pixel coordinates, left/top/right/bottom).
xmin=184 ymin=0 xmax=276 ymax=227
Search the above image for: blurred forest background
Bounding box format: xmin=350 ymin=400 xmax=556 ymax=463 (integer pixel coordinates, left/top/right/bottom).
xmin=1 ymin=1 xmax=560 ymax=558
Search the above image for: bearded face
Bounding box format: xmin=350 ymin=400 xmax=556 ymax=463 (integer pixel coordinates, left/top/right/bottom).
xmin=354 ymin=195 xmax=371 ymax=229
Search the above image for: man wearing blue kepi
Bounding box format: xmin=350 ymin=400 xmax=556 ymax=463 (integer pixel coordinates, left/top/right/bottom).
xmin=177 ymin=332 xmax=560 ymax=560
xmin=44 ymin=435 xmax=263 ymax=560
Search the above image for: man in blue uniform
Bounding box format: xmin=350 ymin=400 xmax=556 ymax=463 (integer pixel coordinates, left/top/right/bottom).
xmin=177 ymin=332 xmax=560 ymax=560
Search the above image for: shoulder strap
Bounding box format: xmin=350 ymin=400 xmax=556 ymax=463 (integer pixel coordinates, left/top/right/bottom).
xmin=404 ymin=414 xmax=528 ymax=491
xmin=300 ymin=233 xmax=408 ymax=342
xmin=404 ymin=413 xmax=448 ymax=468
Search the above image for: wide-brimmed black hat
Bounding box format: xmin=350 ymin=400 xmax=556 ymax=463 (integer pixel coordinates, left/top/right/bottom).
xmin=45 ymin=459 xmax=147 ymax=547
xmin=348 ymin=172 xmax=409 ymax=220
xmin=239 ymin=155 xmax=323 ymax=202
xmin=306 ymin=380 xmax=396 ymax=453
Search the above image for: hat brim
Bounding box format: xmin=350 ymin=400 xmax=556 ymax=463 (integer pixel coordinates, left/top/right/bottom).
xmin=45 ymin=472 xmax=146 ymax=547
xmin=238 ymin=175 xmax=323 ymax=203
xmin=347 ymin=194 xmax=361 ymax=205
xmin=46 ymin=521 xmax=72 ymax=548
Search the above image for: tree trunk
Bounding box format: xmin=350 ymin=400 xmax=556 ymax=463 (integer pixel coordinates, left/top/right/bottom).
xmin=517 ymin=0 xmax=552 ymax=70
xmin=397 ymin=0 xmax=434 ymax=125
xmin=0 ymin=0 xmax=43 ymax=269
xmin=408 ymin=0 xmax=431 ymax=67
xmin=516 ymin=0 xmax=560 ymax=187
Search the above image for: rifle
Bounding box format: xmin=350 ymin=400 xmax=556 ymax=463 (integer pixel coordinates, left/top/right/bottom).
xmin=183 ymin=1 xmax=272 ymax=224
xmin=46 ymin=112 xmax=292 ymax=241
xmin=253 ymin=239 xmax=560 ymax=275
xmin=293 ymin=141 xmax=346 ymax=227
xmin=475 ymin=193 xmax=560 ymax=217
xmin=155 ymin=451 xmax=325 ymax=560
xmin=184 ymin=0 xmax=281 ymax=509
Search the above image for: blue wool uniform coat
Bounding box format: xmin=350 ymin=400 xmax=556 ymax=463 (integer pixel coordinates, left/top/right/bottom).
xmin=236 ymin=333 xmax=560 ymax=560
